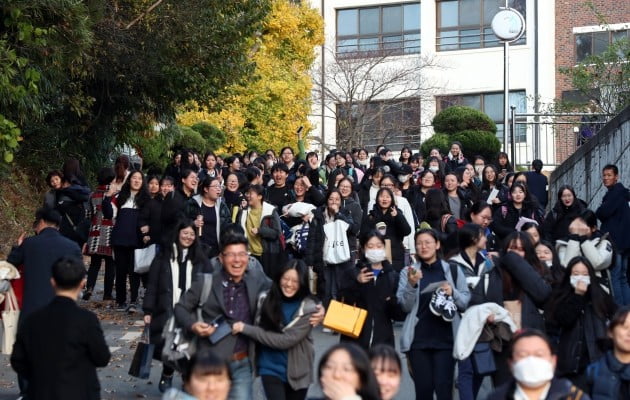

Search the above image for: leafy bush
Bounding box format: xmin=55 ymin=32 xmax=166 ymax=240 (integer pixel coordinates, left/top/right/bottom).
xmin=432 ymin=106 xmax=497 ymax=135
xmin=420 ymin=133 xmax=451 ymax=158
xmin=190 ymin=122 xmax=227 ymax=151
xmin=176 ymin=126 xmax=207 ymax=152
xmin=449 ymin=130 xmax=501 ymax=162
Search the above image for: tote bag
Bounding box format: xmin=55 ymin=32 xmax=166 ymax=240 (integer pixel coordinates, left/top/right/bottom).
xmin=322 ymin=299 xmax=367 ymax=339
xmin=134 ymin=244 xmax=156 ymax=274
xmin=1 ymin=287 xmax=19 ymax=354
xmin=128 ymin=326 xmax=154 ymax=379
xmin=323 ymin=220 xmax=351 ymax=265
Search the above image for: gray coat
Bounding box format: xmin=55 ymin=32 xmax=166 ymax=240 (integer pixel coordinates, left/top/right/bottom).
xmin=173 ymin=266 xmax=272 ymax=362
xmin=242 ymin=295 xmax=318 ymax=390
xmin=397 ymin=259 xmax=471 ymax=353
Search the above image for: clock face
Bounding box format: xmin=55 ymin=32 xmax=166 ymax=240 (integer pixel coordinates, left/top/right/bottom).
xmin=491 ymin=9 xmax=525 ymax=41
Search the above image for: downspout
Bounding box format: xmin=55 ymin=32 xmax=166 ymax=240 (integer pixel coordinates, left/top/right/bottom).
xmin=320 ymin=0 xmax=326 ymax=155
xmin=534 ymin=0 xmax=540 ymax=160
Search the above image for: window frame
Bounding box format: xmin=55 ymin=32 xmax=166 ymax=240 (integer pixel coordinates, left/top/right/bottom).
xmin=335 ymin=97 xmax=422 ymax=150
xmin=574 ymin=29 xmax=630 ymax=62
xmin=336 ymin=2 xmax=421 ymax=57
xmin=437 ymin=90 xmax=528 ymax=143
xmin=435 ymin=0 xmax=526 ymax=52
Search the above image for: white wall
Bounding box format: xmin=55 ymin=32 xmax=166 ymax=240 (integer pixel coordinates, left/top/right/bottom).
xmin=308 ymin=0 xmax=557 ymax=163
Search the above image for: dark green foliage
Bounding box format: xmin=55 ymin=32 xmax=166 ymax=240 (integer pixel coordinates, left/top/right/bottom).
xmin=450 ymin=130 xmax=501 ymax=162
xmin=432 ymin=106 xmax=497 ymax=135
xmin=426 ymin=106 xmax=501 ymax=162
xmin=190 ymin=122 xmax=227 ymax=151
xmin=420 ymin=133 xmax=450 ymax=158
xmin=1 ymin=0 xmax=271 ymax=178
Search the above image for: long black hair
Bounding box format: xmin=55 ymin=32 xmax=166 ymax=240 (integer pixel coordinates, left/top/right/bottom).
xmin=546 ymin=256 xmax=616 ymax=321
xmin=259 ymin=259 xmax=312 ymax=332
xmin=117 ymin=170 xmax=150 ymax=208
xmin=164 ymin=219 xmax=209 ymax=265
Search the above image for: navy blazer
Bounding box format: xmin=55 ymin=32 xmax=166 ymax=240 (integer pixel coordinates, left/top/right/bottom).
xmin=7 ymin=227 xmax=82 ymax=321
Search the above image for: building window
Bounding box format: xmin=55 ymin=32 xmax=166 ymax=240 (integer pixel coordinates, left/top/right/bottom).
xmin=336 ymin=98 xmax=421 ymax=151
xmin=575 ymin=29 xmax=629 ymax=62
xmin=436 ymin=0 xmax=526 ymax=51
xmin=437 ymin=90 xmax=527 ymax=142
xmin=336 ymin=3 xmax=421 ymax=57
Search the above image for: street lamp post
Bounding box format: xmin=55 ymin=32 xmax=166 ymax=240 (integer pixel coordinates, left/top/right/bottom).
xmin=491 ymin=3 xmax=525 ymax=160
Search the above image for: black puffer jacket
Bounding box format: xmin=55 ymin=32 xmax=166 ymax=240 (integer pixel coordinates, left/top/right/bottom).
xmin=338 ymin=259 xmax=402 ymax=349
xmin=542 ymin=199 xmax=587 ymax=242
xmin=142 ymin=246 xmax=212 ymax=356
xmin=497 ymin=252 xmax=551 ymax=331
xmin=307 ymin=206 xmax=354 ymax=270
xmin=491 ymin=202 xmax=543 ymax=241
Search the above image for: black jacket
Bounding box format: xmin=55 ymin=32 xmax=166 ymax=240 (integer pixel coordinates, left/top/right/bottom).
xmin=11 ymin=296 xmax=111 ymax=400
xmin=55 ymin=183 xmax=91 ymax=245
xmin=488 ymin=377 xmax=589 ymax=400
xmin=142 ymin=249 xmax=212 ymax=354
xmin=161 ymin=189 xmax=194 ymax=245
xmin=497 ymin=252 xmax=552 ymax=331
xmin=542 ymin=199 xmax=587 ymax=242
xmin=491 ymin=202 xmax=543 ymax=240
xmin=548 ymin=292 xmax=611 ymax=376
xmin=308 ymin=206 xmax=354 ymax=270
xmin=138 ymin=196 xmax=164 ymax=246
xmin=361 ymin=206 xmax=411 ymax=271
xmin=338 ymin=260 xmax=402 ymax=349
xmin=7 ymin=228 xmax=82 ymax=321
xmin=596 ymin=182 xmax=630 ymax=251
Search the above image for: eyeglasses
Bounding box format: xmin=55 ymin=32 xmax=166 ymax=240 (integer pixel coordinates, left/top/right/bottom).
xmin=222 ymin=251 xmax=249 ymax=259
xmin=208 ymin=185 xmax=222 ymax=189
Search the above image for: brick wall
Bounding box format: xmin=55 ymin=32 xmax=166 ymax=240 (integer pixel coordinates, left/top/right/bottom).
xmin=554 ymin=0 xmax=630 ymax=162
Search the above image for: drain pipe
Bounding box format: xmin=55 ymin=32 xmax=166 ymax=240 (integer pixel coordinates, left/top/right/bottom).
xmin=320 ymin=0 xmax=326 ymax=155
xmin=534 ymin=0 xmax=540 ymax=160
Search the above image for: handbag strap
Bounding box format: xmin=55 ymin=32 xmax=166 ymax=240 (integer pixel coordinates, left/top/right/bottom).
xmin=196 ymin=273 xmax=213 ymax=322
xmin=4 ymin=286 xmax=18 ymax=312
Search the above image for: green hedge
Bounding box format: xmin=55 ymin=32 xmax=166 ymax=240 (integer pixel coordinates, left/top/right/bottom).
xmin=432 ymin=106 xmax=497 ymax=134
xmin=450 ymin=130 xmax=501 ymax=162
xmin=420 ymin=133 xmax=450 ymax=158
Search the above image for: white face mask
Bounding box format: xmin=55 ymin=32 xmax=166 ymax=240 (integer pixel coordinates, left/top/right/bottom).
xmin=512 ymin=356 xmax=554 ymax=388
xmin=570 ymin=275 xmax=590 ymax=289
xmin=429 ymin=166 xmax=439 ymax=173
xmin=398 ymin=174 xmax=410 ymax=184
xmin=365 ymin=249 xmax=387 ymax=264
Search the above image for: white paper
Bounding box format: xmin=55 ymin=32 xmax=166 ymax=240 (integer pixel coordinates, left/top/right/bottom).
xmin=486 ymin=188 xmax=500 ymax=204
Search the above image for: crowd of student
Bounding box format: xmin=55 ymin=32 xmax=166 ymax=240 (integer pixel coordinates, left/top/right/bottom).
xmin=14 ymin=139 xmax=630 ymax=400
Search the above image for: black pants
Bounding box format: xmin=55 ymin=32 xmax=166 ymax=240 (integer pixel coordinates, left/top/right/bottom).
xmin=408 ymin=348 xmax=455 ymax=400
xmin=86 ymin=255 xmax=115 ymax=298
xmin=261 ymin=375 xmax=307 ymax=400
xmin=113 ymin=246 xmax=140 ymax=306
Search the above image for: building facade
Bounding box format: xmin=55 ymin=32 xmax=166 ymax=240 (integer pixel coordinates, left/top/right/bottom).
xmin=309 ymin=0 xmax=554 ymax=166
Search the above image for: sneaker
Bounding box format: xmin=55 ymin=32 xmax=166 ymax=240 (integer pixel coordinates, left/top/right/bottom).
xmin=115 ymin=303 xmax=128 ymax=312
xmin=127 ymin=303 xmax=138 ymax=314
xmin=322 ymin=327 xmax=332 ymax=333
xmin=429 ymin=288 xmax=448 ymax=316
xmin=158 ymin=374 xmax=173 ymax=393
xmin=82 ymin=289 xmax=92 ymax=301
xmin=441 ymin=296 xmax=458 ymax=322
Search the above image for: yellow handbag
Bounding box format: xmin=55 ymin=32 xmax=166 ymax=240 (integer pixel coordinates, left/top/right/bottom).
xmin=323 ymin=299 xmax=367 ymax=339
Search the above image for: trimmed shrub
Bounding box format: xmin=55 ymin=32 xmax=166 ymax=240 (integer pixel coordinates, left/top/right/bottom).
xmin=432 ymin=106 xmax=497 ymax=134
xmin=420 ymin=133 xmax=451 ymax=158
xmin=190 ymin=122 xmax=226 ymax=151
xmin=176 ymin=125 xmax=207 ymax=152
xmin=450 ymin=130 xmax=501 ymax=162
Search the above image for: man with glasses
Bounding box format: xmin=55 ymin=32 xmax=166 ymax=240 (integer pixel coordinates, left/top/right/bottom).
xmin=186 ymin=176 xmax=231 ymax=258
xmin=174 ymin=231 xmax=324 ymax=400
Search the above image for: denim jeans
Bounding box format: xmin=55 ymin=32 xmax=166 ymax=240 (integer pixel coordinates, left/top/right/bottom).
xmin=228 ymin=358 xmax=253 ymax=400
xmin=610 ymin=251 xmax=630 ymax=306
